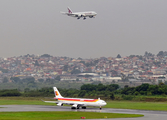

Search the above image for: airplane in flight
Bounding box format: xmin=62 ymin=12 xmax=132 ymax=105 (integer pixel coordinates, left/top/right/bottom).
xmin=61 ymin=7 xmax=97 ymax=20
xmin=42 ymin=87 xmax=107 ymax=109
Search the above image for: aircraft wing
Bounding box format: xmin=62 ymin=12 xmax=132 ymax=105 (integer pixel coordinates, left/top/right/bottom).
xmin=60 ymin=12 xmax=76 ymax=15
xmin=60 ymin=102 xmax=84 ymax=106
xmin=41 ymin=99 xmax=58 ymax=104
xmin=77 ymin=104 xmax=85 ymax=107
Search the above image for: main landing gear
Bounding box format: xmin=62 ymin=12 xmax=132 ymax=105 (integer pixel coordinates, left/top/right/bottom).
xmin=71 ymin=106 xmax=87 ymax=109
xmin=82 ymin=106 xmax=86 ymax=109
xmin=71 ymin=107 xmax=79 ymax=109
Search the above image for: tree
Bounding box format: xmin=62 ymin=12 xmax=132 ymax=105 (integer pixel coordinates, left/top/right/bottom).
xmin=34 ymin=60 xmax=40 ymax=66
xmin=71 ymin=69 xmax=81 ymax=74
xmin=10 ymin=77 xmax=21 ymax=83
xmin=0 ymin=89 xmax=21 ymax=96
xmin=24 ymin=88 xmax=30 ymax=93
xmin=107 ymin=84 xmax=119 ymax=91
xmin=78 ymin=90 xmax=86 ymax=97
xmin=164 ymin=81 xmax=167 ymax=85
xmin=23 ymin=77 xmax=35 ymax=84
xmin=124 ymin=85 xmax=129 ymax=88
xmin=55 ymin=76 xmax=61 ymax=81
xmin=159 ymin=82 xmax=165 ymax=86
xmin=148 ymin=85 xmax=159 ymax=95
xmin=38 ymin=79 xmax=44 ymax=83
xmin=40 ymin=54 xmax=52 ymax=57
xmin=2 ymin=77 xmax=8 ymax=83
xmin=144 ymin=51 xmax=153 ymax=57
xmin=117 ymin=54 xmax=121 ymax=58
xmin=135 ymin=83 xmax=149 ymax=93
xmin=129 ymin=55 xmax=136 ymax=58
xmin=27 ymin=78 xmax=36 ymax=88
xmin=63 ymin=65 xmax=69 ymax=71
xmin=110 ymin=93 xmax=115 ymax=100
xmin=157 ymin=51 xmax=164 ymax=57
xmin=94 ymin=59 xmax=99 ymax=64
xmin=78 ymin=57 xmax=82 ymax=60
xmin=97 ymin=84 xmax=106 ymax=91
xmin=121 ymin=87 xmax=135 ymax=95
xmin=144 ymin=51 xmax=148 ymax=56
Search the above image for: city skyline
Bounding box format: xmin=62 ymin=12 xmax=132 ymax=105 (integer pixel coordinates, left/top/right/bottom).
xmin=0 ymin=0 xmax=167 ymax=58
xmin=0 ymin=51 xmax=164 ymax=59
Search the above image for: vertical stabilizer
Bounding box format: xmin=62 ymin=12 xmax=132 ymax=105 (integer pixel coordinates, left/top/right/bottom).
xmin=53 ymin=87 xmax=63 ymax=98
xmin=67 ymin=7 xmax=72 ymax=14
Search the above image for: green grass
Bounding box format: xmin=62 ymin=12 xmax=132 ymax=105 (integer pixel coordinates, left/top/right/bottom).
xmin=0 ymin=111 xmax=143 ymax=120
xmin=1 ymin=97 xmax=167 ymax=111
xmin=105 ymin=101 xmax=167 ymax=111
xmin=0 ymin=97 xmax=55 ymax=105
xmin=0 ymin=97 xmax=70 ymax=108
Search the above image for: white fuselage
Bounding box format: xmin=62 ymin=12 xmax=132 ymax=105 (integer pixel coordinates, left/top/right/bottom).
xmin=55 ymin=97 xmax=106 ymax=107
xmin=67 ymin=11 xmax=97 ymax=18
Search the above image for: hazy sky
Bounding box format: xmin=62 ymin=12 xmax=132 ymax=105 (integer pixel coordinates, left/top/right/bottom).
xmin=0 ymin=0 xmax=167 ymax=58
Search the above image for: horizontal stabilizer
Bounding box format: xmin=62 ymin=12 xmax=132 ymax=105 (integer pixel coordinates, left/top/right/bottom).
xmin=41 ymin=99 xmax=58 ymax=103
xmin=60 ymin=11 xmax=67 ymax=15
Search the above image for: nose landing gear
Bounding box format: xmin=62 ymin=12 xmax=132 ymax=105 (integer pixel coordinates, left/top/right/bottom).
xmin=100 ymin=106 xmax=102 ymax=110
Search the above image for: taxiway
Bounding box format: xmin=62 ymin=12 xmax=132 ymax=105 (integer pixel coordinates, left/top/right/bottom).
xmin=0 ymin=105 xmax=167 ymax=120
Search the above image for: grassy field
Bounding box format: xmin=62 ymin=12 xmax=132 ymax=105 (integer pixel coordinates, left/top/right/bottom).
xmin=0 ymin=111 xmax=143 ymax=120
xmin=1 ymin=97 xmax=167 ymax=111
xmin=0 ymin=97 xmax=49 ymax=105
xmin=105 ymin=101 xmax=167 ymax=111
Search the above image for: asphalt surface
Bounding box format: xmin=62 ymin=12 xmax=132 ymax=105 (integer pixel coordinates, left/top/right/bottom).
xmin=0 ymin=105 xmax=167 ymax=120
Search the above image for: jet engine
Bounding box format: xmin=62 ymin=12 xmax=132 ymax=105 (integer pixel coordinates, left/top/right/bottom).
xmin=72 ymin=104 xmax=78 ymax=108
xmin=76 ymin=14 xmax=83 ymax=19
xmin=71 ymin=104 xmax=80 ymax=109
xmin=57 ymin=103 xmax=63 ymax=106
xmin=89 ymin=16 xmax=94 ymax=18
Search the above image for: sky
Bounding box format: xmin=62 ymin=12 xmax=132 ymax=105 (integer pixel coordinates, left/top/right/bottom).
xmin=0 ymin=0 xmax=167 ymax=58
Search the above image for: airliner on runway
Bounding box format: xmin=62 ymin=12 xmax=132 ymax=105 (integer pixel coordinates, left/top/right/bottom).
xmin=42 ymin=87 xmax=107 ymax=109
xmin=61 ymin=7 xmax=97 ymax=20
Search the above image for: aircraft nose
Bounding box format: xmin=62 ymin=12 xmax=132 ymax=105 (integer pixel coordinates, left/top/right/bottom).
xmin=102 ymin=101 xmax=107 ymax=106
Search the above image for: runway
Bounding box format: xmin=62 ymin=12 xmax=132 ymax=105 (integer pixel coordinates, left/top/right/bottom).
xmin=0 ymin=105 xmax=167 ymax=120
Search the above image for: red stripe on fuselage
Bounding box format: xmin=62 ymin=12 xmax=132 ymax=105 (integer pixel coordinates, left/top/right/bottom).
xmin=57 ymin=98 xmax=98 ymax=102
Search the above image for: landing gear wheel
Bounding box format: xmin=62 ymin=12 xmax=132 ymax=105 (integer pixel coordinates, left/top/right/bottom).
xmin=82 ymin=106 xmax=86 ymax=109
xmin=100 ymin=106 xmax=102 ymax=110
